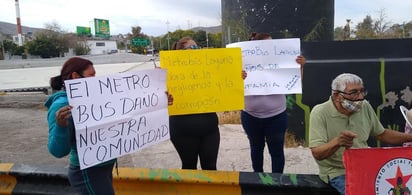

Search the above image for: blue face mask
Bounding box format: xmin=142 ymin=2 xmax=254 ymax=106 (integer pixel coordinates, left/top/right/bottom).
xmin=341 ymin=98 xmax=363 ymax=112
xmin=183 ymin=45 xmax=201 ymax=50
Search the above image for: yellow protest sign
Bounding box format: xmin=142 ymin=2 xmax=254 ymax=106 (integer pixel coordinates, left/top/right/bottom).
xmin=160 ymin=48 xmax=244 ymax=115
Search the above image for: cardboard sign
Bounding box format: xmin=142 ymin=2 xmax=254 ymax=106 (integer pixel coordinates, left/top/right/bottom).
xmin=65 ymin=69 xmax=169 ymax=169
xmin=227 ymin=38 xmax=302 ymax=95
xmin=160 ymin=48 xmax=244 ymax=115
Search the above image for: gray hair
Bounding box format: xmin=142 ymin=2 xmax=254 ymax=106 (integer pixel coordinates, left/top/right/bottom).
xmin=331 ymin=73 xmax=363 ymax=94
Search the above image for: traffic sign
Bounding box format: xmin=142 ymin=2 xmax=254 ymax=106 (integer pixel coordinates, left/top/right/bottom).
xmin=132 ymin=38 xmax=150 ymax=46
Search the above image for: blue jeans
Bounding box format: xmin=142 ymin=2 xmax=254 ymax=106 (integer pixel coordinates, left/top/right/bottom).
xmin=329 ymin=175 xmax=346 ymax=195
xmin=241 ymin=110 xmax=287 ymax=173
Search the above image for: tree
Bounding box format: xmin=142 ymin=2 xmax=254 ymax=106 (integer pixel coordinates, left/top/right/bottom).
xmin=73 ymin=40 xmax=91 ymax=55
xmin=355 ymin=15 xmax=375 ymax=39
xmin=373 ymin=9 xmax=391 ymax=38
xmin=26 ymin=33 xmax=59 ymax=58
xmin=1 ymin=39 xmax=24 ymax=59
xmin=193 ymin=30 xmax=207 ymax=47
xmin=128 ymin=26 xmax=150 ymax=54
xmin=334 ymin=26 xmax=345 ymax=40
xmin=208 ymin=32 xmax=223 ymax=48
xmin=26 ymin=21 xmax=71 ymax=58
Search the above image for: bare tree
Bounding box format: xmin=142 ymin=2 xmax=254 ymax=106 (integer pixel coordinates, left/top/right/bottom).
xmin=373 ymin=8 xmax=391 ymax=38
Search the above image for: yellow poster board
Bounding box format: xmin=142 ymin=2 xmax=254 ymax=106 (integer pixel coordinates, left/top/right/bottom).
xmin=160 ymin=48 xmax=244 ymax=115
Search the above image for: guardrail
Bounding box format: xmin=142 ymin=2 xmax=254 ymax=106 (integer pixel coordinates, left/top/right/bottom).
xmin=0 ymin=87 xmax=50 ymax=95
xmin=0 ymin=163 xmax=339 ymax=195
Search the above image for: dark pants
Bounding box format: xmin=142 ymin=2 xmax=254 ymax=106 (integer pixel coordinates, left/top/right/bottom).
xmin=68 ymin=162 xmax=115 ymax=195
xmin=170 ymin=113 xmax=220 ymax=170
xmin=241 ymin=110 xmax=288 ymax=173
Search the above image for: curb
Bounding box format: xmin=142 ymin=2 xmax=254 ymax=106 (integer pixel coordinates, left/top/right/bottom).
xmin=0 ymin=163 xmax=339 ymax=195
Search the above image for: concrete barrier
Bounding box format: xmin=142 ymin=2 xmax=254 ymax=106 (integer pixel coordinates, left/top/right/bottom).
xmin=0 ymin=163 xmax=339 ymax=195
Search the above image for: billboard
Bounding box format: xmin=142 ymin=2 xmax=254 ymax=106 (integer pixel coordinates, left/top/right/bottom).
xmin=76 ymin=26 xmax=91 ymax=37
xmin=94 ymin=18 xmax=110 ymax=39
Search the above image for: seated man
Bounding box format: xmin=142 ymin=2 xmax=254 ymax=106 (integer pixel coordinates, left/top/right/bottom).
xmin=308 ymin=73 xmax=412 ymax=195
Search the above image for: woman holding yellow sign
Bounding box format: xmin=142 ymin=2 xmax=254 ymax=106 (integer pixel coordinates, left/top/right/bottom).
xmin=168 ymin=37 xmax=220 ymax=170
xmin=169 ymin=37 xmax=247 ymax=170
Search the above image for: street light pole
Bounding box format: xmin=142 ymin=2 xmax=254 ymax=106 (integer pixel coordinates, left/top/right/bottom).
xmin=206 ymin=30 xmax=209 ymax=48
xmin=402 ymin=22 xmax=405 ymax=38
xmin=166 ymin=21 xmax=170 ymax=50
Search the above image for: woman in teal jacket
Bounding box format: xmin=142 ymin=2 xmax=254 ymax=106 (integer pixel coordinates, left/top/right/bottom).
xmin=45 ymin=57 xmax=116 ymax=195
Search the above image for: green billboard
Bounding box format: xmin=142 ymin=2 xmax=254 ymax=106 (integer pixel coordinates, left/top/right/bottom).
xmin=94 ymin=18 xmax=110 ymax=39
xmin=76 ymin=26 xmax=91 ymax=37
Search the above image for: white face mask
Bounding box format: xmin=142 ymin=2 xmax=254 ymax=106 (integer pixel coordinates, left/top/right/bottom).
xmin=341 ymin=98 xmax=363 ymax=112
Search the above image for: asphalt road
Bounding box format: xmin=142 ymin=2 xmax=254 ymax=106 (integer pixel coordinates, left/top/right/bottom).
xmin=0 ymin=53 xmax=156 ymax=69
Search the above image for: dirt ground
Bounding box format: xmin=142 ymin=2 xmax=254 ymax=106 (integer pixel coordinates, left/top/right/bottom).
xmin=0 ymin=93 xmax=319 ymax=174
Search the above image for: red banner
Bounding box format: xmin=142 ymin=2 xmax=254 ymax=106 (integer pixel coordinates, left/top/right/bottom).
xmin=344 ymin=147 xmax=412 ymax=195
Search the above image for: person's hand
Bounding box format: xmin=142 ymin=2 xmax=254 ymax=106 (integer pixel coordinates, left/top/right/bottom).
xmin=296 ymin=55 xmax=306 ymax=66
xmin=337 ymin=130 xmax=357 ymax=148
xmin=55 ymin=105 xmax=72 ymax=127
xmin=241 ymin=70 xmax=247 ymax=80
xmin=166 ymin=91 xmax=173 ymax=105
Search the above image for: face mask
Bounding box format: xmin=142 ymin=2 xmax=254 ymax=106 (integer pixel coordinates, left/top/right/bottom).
xmin=341 ymin=98 xmax=363 ymax=112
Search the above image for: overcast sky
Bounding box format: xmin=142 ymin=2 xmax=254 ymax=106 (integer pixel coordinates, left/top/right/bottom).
xmin=0 ymin=0 xmax=411 ymax=36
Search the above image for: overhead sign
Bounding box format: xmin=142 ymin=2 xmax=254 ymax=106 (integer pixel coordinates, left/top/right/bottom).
xmin=132 ymin=38 xmax=150 ymax=46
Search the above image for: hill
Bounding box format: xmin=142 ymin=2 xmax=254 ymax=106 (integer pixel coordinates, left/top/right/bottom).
xmin=190 ymin=25 xmax=222 ymax=34
xmin=0 ymin=21 xmax=43 ymax=36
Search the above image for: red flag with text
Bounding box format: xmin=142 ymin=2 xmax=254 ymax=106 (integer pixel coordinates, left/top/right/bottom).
xmin=343 ymin=147 xmax=412 ymax=195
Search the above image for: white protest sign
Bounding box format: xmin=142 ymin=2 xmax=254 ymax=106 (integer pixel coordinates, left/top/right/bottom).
xmin=227 ymin=38 xmax=302 ymax=95
xmin=64 ymin=69 xmax=169 ymax=170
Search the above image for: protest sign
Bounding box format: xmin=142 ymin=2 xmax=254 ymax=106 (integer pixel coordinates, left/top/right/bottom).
xmin=227 ymin=38 xmax=302 ymax=95
xmin=160 ymin=48 xmax=244 ymax=115
xmin=343 ymin=147 xmax=412 ymax=195
xmin=64 ymin=69 xmax=169 ymax=170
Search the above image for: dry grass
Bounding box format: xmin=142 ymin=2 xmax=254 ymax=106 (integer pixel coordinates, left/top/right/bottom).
xmin=217 ymin=111 xmax=303 ymax=148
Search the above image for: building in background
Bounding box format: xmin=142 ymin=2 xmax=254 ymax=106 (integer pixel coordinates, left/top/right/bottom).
xmin=83 ymin=40 xmax=118 ymax=55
